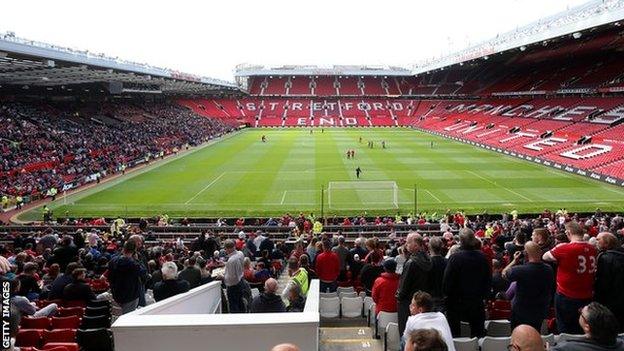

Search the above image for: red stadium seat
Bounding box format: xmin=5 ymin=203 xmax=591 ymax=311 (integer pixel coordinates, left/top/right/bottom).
xmin=62 ymin=300 xmax=87 ymax=308
xmin=21 ymin=317 xmax=51 ymax=329
xmin=15 ymin=329 xmax=43 ymax=348
xmin=43 ymin=342 xmax=79 ymax=351
xmin=50 ymin=316 xmax=81 ymax=329
xmin=56 ymin=307 xmax=84 ymax=318
xmin=42 ymin=329 xmax=77 ymax=344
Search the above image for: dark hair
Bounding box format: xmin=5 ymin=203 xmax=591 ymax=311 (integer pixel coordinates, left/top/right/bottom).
xmin=532 ymin=228 xmax=549 ymax=242
xmin=65 ymin=262 xmax=80 ymax=275
xmin=406 ymin=328 xmax=448 ymax=351
xmin=459 ymin=228 xmax=479 ymax=250
xmin=584 ymin=302 xmax=620 ymax=345
xmin=429 ymin=237 xmax=445 ymax=255
xmin=123 ymin=240 xmax=137 ymax=253
xmin=412 ymin=291 xmax=434 ymax=313
xmin=72 ymin=268 xmax=87 ymax=280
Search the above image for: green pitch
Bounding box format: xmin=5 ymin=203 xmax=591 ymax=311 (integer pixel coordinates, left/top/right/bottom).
xmin=20 ymin=128 xmax=624 ymax=220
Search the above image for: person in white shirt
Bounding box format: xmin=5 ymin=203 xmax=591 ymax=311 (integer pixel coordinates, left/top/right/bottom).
xmin=222 ymin=239 xmax=245 ymax=312
xmin=403 ymin=291 xmax=456 ymax=351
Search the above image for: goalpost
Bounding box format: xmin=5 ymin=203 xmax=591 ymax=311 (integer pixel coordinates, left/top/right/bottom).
xmin=327 ymin=181 xmax=399 ymax=209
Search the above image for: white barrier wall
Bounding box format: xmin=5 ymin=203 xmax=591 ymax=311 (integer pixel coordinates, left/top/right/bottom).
xmin=112 ymin=280 xmax=319 ymax=351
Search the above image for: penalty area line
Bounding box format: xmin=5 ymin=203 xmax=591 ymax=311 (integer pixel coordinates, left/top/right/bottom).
xmin=466 ymin=170 xmax=534 ymax=203
xmin=185 ymin=172 xmax=226 ymax=204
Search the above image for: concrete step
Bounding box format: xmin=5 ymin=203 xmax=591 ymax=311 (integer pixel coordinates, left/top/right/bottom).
xmin=319 ymin=339 xmax=382 ymax=351
xmin=320 ymin=327 xmax=374 ymax=340
xmin=319 ymin=327 xmax=382 ymax=351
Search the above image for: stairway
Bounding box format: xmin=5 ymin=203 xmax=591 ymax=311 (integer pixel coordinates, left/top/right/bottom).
xmin=319 ymin=324 xmax=382 ymax=351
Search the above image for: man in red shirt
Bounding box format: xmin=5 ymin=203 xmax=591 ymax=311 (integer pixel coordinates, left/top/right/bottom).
xmin=543 ymin=220 xmax=597 ymax=334
xmin=315 ymin=240 xmax=340 ymax=293
xmin=372 ymin=258 xmax=400 ymax=315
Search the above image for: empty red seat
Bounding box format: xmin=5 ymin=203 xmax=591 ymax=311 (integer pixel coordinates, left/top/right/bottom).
xmin=43 ymin=342 xmax=80 ymax=351
xmin=56 ymin=307 xmax=84 ymax=318
xmin=42 ymin=329 xmax=76 ymax=344
xmin=50 ymin=316 xmax=81 ymax=329
xmin=21 ymin=317 xmax=51 ymax=329
xmin=15 ymin=329 xmax=43 ymax=348
xmin=62 ymin=300 xmax=86 ymax=308
xmin=489 ymin=309 xmax=512 ymax=320
xmin=490 ymin=299 xmax=511 ymax=310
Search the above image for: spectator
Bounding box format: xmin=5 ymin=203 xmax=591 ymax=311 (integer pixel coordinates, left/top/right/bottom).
xmin=285 ymin=283 xmax=306 ymax=312
xmin=282 ymin=257 xmax=308 ymax=300
xmin=551 ymin=302 xmax=624 ymax=351
xmin=8 ymin=278 xmax=57 ymax=317
xmin=315 ymin=240 xmax=340 ymax=293
xmin=63 ymin=268 xmax=97 ymax=302
xmin=404 ymin=328 xmax=448 ymax=351
xmin=503 ymin=241 xmax=554 ymax=330
xmin=179 ymin=256 xmax=201 ymax=289
xmin=443 ymin=228 xmax=491 ymax=337
xmin=223 ymin=239 xmax=246 ymax=313
xmin=108 ymin=240 xmax=146 ymax=314
xmin=17 ymin=262 xmax=41 ymax=301
xmin=509 ymin=324 xmax=546 ymax=351
xmin=397 ymin=232 xmax=432 ymax=336
xmin=372 ymin=258 xmax=400 ymax=316
xmin=543 ymin=221 xmax=597 ymax=334
xmin=48 ymin=262 xmax=80 ymax=300
xmin=250 ymin=278 xmax=286 ymax=313
xmin=594 ymin=232 xmax=624 ymax=332
xmin=153 ymin=261 xmax=190 ymax=302
xmin=331 ymin=236 xmax=349 ymax=281
xmin=49 ymin=236 xmax=78 ymax=272
xmin=428 ymin=236 xmax=447 ymax=311
xmin=271 ymin=344 xmax=300 ymax=351
xmin=403 ymin=291 xmax=455 ymax=351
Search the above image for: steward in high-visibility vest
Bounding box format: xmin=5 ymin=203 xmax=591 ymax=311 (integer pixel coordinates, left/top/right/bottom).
xmin=282 ymin=257 xmax=309 ymax=300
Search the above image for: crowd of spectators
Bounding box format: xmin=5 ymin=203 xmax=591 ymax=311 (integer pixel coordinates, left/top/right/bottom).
xmin=1 ymin=207 xmax=624 ymax=349
xmin=0 ymin=101 xmax=233 ymax=204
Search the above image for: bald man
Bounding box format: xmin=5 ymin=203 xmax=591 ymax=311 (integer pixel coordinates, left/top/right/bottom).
xmin=270 ymin=344 xmax=300 ymax=351
xmin=250 ymin=278 xmax=286 ymax=313
xmin=503 ymin=241 xmax=554 ymax=330
xmin=595 ymin=232 xmax=624 ymax=332
xmin=509 ymin=325 xmax=545 ymax=351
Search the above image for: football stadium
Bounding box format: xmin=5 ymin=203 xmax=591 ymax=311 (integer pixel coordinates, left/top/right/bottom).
xmin=2 ymin=1 xmax=624 ymax=350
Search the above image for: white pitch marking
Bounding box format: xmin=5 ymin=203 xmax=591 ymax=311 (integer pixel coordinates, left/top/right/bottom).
xmin=424 ymin=189 xmax=442 ymax=203
xmin=280 ymin=191 xmax=288 ymax=205
xmin=185 ymin=172 xmax=226 ymax=204
xmin=466 ymin=170 xmax=534 ymax=202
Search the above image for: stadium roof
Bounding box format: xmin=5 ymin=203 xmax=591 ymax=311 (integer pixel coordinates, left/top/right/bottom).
xmin=412 ymin=0 xmax=624 ymax=75
xmin=235 ymin=64 xmax=412 ymax=77
xmin=0 ymin=32 xmax=239 ymax=95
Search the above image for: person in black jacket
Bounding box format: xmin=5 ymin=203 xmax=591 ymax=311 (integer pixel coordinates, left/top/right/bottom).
xmin=107 ymin=241 xmax=146 ymax=314
xmin=595 ymin=232 xmax=624 ymax=332
xmin=250 ymin=278 xmax=285 ymax=313
xmin=443 ymin=228 xmax=492 ymax=338
xmin=179 ymin=256 xmax=201 ymax=289
xmin=49 ymin=236 xmax=78 ymax=272
xmin=396 ymin=232 xmax=433 ymax=336
xmin=47 ymin=262 xmax=80 ymax=300
xmin=63 ymin=268 xmax=96 ymax=302
xmin=153 ymin=262 xmax=190 ymax=302
xmin=427 ymin=236 xmax=447 ymax=312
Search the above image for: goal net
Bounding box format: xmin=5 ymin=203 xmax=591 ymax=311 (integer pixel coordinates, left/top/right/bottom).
xmin=327 ymin=181 xmax=399 ymax=209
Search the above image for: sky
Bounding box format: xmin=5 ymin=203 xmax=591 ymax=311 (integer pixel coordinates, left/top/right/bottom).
xmin=0 ymin=0 xmax=589 ymax=81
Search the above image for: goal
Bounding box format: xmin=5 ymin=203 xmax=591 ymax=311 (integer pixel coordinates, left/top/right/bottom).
xmin=327 ymin=181 xmax=399 ymax=209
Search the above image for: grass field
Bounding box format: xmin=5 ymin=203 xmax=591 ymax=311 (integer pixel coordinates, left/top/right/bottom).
xmin=20 ymin=128 xmax=624 ymax=220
